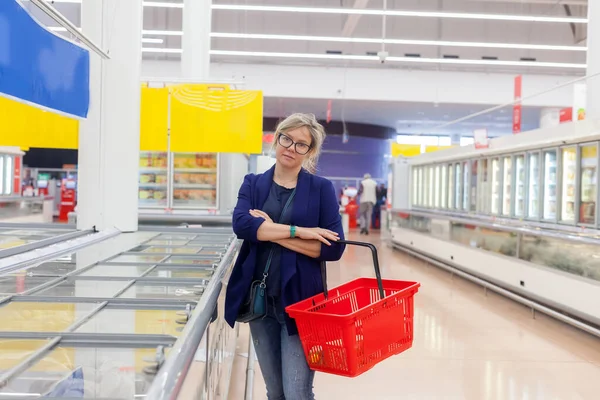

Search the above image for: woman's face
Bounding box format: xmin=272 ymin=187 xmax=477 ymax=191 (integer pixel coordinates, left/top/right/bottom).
xmin=276 ymin=126 xmax=312 ymax=170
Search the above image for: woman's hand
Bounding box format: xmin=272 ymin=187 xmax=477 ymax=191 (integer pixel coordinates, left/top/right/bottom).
xmin=249 ymin=209 xmax=273 ymax=223
xmin=296 ymin=227 xmax=339 ymax=246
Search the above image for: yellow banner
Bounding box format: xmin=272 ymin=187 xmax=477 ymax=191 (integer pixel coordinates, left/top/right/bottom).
xmin=425 ymin=145 xmax=454 ymax=153
xmin=0 ymin=96 xmax=79 ymax=149
xmin=140 ymin=86 xmax=169 ymax=151
xmin=170 ymin=84 xmax=263 ymax=154
xmin=391 ymin=143 xmax=421 ymax=158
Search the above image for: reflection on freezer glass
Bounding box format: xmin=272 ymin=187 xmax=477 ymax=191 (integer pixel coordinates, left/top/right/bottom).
xmin=561 ymin=147 xmax=577 ymax=222
xmin=139 ymin=151 xmax=168 ymax=208
xmin=0 ymin=346 xmax=160 ymax=398
xmin=470 ymin=160 xmax=477 ymax=212
xmin=454 ymin=163 xmax=461 ymax=209
xmin=441 ymin=165 xmax=447 ymax=208
xmin=145 ymin=267 xmax=214 ymax=280
xmin=491 ymin=158 xmax=501 ymax=214
xmin=448 ymin=163 xmax=454 ymax=208
xmin=528 ymin=153 xmax=540 ymax=218
xmin=143 ymin=246 xmax=202 ymax=254
xmin=119 ymin=283 xmax=204 ymax=300
xmin=543 ymin=150 xmax=558 ymax=220
xmin=0 ymin=339 xmax=49 ymax=372
xmin=173 ymin=153 xmax=218 ymax=209
xmin=37 ymin=279 xmax=129 ymax=298
xmin=515 ymin=155 xmax=525 ymax=217
xmin=165 ymin=256 xmax=216 ymax=265
xmin=76 ymin=308 xmax=183 ymax=337
xmin=78 ymin=264 xmax=153 ymax=278
xmin=417 ymin=167 xmax=423 ymax=206
xmin=0 ymin=302 xmax=99 ymax=332
xmin=412 ymin=168 xmax=418 ymax=206
xmin=502 ymin=156 xmax=512 ymax=216
xmin=579 ymin=144 xmax=597 ymax=224
xmin=108 ymin=254 xmax=166 ymax=263
xmin=0 ymin=275 xmax=52 ymax=294
xmin=434 ymin=166 xmax=440 ymax=208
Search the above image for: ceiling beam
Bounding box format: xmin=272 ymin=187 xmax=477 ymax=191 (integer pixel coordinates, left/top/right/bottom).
xmin=341 ymin=0 xmax=370 ymax=37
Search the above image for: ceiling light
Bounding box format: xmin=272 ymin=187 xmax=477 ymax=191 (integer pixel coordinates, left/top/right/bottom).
xmin=143 ymin=48 xmax=182 ymax=54
xmin=210 ymin=49 xmax=587 ymax=69
xmin=211 ymin=32 xmax=587 ymax=52
xmin=211 ymin=4 xmax=587 ymax=24
xmin=142 ymin=38 xmax=164 ymax=44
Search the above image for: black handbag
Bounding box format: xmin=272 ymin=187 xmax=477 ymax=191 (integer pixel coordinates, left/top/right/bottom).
xmin=236 ymin=188 xmax=296 ymax=323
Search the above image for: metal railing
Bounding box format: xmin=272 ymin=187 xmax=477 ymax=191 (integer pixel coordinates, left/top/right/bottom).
xmin=145 ymin=238 xmax=240 ymax=400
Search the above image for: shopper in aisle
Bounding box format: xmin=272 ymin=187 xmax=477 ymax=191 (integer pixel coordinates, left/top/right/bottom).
xmin=358 ymin=173 xmax=377 ymax=235
xmin=225 ymin=113 xmax=346 ymax=400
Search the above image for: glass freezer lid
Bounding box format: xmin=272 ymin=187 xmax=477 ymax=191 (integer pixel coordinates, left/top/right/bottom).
xmin=34 ymin=279 xmax=130 ymax=298
xmin=162 ymin=256 xmax=218 ymax=265
xmin=154 ymin=234 xmax=198 ymax=240
xmin=77 ymin=264 xmax=154 ymax=278
xmin=75 ymin=308 xmax=184 ymax=337
xmin=0 ymin=275 xmax=55 ymax=295
xmin=118 ymin=283 xmax=205 ymax=301
xmin=0 ymin=302 xmax=100 ymax=332
xmin=0 ymin=345 xmax=170 ymax=399
xmin=144 ymin=239 xmax=191 ymax=246
xmin=107 ymin=254 xmax=167 ymax=264
xmin=141 ymin=246 xmax=203 ymax=254
xmin=144 ymin=266 xmax=214 ymax=280
xmin=0 ymin=339 xmax=50 ymax=371
xmin=10 ymin=261 xmax=77 ymax=277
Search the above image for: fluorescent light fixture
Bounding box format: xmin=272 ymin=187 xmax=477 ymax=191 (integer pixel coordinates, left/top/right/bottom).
xmin=211 ymin=4 xmax=587 ymax=24
xmin=142 ymin=38 xmax=164 ymax=44
xmin=28 ymin=0 xmax=184 ymax=7
xmin=143 ymin=47 xmax=182 ymax=54
xmin=142 ymin=29 xmax=183 ymax=36
xmin=209 ymin=49 xmax=587 ymax=69
xmin=211 ymin=32 xmax=587 ymax=52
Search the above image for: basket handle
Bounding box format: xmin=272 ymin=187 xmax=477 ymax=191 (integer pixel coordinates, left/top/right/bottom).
xmin=321 ymin=240 xmax=385 ymax=300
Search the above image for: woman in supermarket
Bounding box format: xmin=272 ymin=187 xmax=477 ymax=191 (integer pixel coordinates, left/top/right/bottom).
xmin=225 ymin=113 xmax=346 ymax=400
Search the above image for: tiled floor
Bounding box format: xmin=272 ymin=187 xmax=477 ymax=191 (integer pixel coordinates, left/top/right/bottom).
xmin=241 ymin=232 xmax=600 ymax=400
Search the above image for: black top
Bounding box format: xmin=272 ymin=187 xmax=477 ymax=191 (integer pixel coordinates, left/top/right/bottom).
xmin=253 ymin=181 xmax=295 ymax=297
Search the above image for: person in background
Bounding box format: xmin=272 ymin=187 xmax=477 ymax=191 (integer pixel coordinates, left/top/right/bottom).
xmin=358 ymin=173 xmax=377 ymax=235
xmin=225 ymin=113 xmax=346 ymax=400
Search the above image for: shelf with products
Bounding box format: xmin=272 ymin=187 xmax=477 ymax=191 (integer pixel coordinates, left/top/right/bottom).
xmin=502 ymin=157 xmax=512 ymax=216
xmin=579 ymin=144 xmax=597 ymax=224
xmin=560 ymin=147 xmax=577 ymax=222
xmin=139 ymin=152 xmax=168 ymax=208
xmin=515 ymin=155 xmax=526 ymax=217
xmin=528 ymin=152 xmax=540 ymax=219
xmin=491 ymin=158 xmax=501 ymax=215
xmin=543 ymin=150 xmax=557 ymax=220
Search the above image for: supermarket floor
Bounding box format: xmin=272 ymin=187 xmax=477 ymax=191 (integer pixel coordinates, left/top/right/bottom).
xmin=228 ymin=232 xmax=600 ymax=400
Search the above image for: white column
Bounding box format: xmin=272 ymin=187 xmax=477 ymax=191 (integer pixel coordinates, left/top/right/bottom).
xmin=78 ymin=0 xmax=143 ymax=232
xmin=587 ymin=1 xmax=600 ymax=120
xmin=182 ymin=0 xmax=212 ymax=80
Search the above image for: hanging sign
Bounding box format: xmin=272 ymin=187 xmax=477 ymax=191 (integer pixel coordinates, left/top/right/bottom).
xmin=326 ymin=100 xmax=332 ymax=123
xmin=513 ymin=75 xmax=522 ymax=134
xmin=474 ymin=128 xmax=489 ymax=149
xmin=0 ymin=0 xmax=90 ymax=118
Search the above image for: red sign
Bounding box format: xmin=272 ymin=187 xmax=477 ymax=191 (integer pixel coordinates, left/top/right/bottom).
xmin=13 ymin=157 xmax=21 ymax=195
xmin=513 ymin=75 xmax=522 ymax=134
xmin=263 ymin=133 xmax=275 ymax=143
xmin=326 ymin=100 xmax=332 ymax=123
xmin=559 ymin=108 xmax=573 ymax=124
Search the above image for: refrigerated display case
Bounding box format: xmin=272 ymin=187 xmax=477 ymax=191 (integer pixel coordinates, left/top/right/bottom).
xmin=462 ymin=161 xmax=469 ymax=211
xmin=441 ymin=165 xmax=447 ymax=209
xmin=448 ymin=163 xmax=455 ymax=209
xmin=172 ymin=153 xmax=218 ymax=209
xmin=579 ymin=144 xmax=597 ymax=224
xmin=478 ymin=159 xmax=489 ymax=213
xmin=527 ymin=152 xmax=540 ymax=219
xmin=417 ymin=167 xmax=423 ymax=206
xmin=470 ymin=160 xmax=478 ymax=212
xmin=491 ymin=158 xmax=501 ymax=215
xmin=515 ymin=154 xmax=526 ymax=217
xmin=454 ymin=163 xmax=462 ymax=210
xmin=502 ymin=156 xmax=512 ymax=216
xmin=412 ymin=168 xmax=418 ymax=207
xmin=434 ymin=165 xmax=440 ymax=208
xmin=543 ymin=150 xmax=558 ymax=220
xmin=139 ymin=152 xmax=169 ymax=208
xmin=561 ymin=147 xmax=577 ymax=222
xmin=139 ymin=152 xmax=219 ymax=210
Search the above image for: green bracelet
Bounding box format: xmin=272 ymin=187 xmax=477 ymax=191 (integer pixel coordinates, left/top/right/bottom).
xmin=290 ymin=225 xmax=296 ymax=238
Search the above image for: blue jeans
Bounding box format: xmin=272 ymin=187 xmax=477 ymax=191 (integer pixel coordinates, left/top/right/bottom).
xmin=249 ymin=298 xmax=315 ymax=400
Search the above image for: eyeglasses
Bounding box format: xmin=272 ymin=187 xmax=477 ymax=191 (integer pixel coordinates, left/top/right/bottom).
xmin=277 ymin=133 xmax=312 ymax=155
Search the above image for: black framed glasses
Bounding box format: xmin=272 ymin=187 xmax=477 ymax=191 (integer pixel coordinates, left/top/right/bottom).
xmin=278 ymin=133 xmax=312 ymax=155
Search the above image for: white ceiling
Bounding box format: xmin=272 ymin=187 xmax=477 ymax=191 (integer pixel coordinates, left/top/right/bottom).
xmin=263 ymin=97 xmax=542 ymax=137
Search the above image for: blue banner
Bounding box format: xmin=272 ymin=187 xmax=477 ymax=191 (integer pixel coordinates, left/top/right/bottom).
xmin=43 ymin=367 xmax=85 ymax=397
xmin=0 ymin=0 xmax=90 ymax=118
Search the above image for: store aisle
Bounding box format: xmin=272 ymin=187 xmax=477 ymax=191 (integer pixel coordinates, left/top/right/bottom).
xmin=249 ymin=233 xmax=600 ymax=400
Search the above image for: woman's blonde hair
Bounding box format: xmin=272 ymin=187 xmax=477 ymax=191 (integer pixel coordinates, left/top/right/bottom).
xmin=272 ymin=113 xmax=326 ymax=173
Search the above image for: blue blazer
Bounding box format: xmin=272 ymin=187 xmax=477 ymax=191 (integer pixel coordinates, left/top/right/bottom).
xmin=225 ymin=166 xmax=346 ymax=335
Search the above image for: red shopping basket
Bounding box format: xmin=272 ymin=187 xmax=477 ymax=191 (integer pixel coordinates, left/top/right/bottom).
xmin=286 ymin=240 xmax=420 ymax=378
